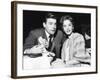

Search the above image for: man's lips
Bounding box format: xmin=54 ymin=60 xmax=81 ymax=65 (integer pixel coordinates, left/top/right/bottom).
xmin=51 ymin=30 xmax=56 ymax=32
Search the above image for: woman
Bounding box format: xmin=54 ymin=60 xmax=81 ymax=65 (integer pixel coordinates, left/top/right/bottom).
xmin=60 ymin=15 xmax=90 ymax=67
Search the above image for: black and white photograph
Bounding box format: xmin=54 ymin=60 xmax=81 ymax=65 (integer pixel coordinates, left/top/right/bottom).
xmin=11 ymin=1 xmax=97 ymax=78
xmin=23 ymin=11 xmax=91 ymax=69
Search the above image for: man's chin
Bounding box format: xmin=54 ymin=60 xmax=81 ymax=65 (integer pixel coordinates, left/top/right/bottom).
xmin=50 ymin=32 xmax=55 ymax=35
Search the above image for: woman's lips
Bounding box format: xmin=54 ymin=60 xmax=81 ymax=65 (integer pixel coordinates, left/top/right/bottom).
xmin=66 ymin=30 xmax=71 ymax=33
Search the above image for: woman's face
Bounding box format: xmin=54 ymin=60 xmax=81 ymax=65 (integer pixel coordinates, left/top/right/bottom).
xmin=63 ymin=19 xmax=73 ymax=36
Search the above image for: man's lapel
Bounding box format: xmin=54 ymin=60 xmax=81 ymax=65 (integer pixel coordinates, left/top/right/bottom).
xmin=42 ymin=29 xmax=57 ymax=52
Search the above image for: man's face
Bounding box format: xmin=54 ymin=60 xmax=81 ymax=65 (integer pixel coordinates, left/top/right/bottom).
xmin=63 ymin=20 xmax=73 ymax=35
xmin=43 ymin=18 xmax=57 ymax=35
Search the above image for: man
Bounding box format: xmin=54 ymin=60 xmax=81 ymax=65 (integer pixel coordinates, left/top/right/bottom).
xmin=23 ymin=13 xmax=64 ymax=69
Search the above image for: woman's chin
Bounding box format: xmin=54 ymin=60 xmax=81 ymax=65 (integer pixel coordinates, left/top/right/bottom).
xmin=66 ymin=33 xmax=71 ymax=35
xmin=65 ymin=31 xmax=72 ymax=36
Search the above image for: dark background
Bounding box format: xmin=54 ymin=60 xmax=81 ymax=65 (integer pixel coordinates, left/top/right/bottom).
xmin=23 ymin=10 xmax=91 ymax=44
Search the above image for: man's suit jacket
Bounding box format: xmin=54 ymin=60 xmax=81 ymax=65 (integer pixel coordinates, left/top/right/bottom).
xmin=24 ymin=28 xmax=64 ymax=59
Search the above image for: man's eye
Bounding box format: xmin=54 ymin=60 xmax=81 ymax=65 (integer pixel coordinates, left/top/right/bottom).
xmin=63 ymin=25 xmax=66 ymax=27
xmin=69 ymin=24 xmax=72 ymax=26
xmin=49 ymin=22 xmax=53 ymax=25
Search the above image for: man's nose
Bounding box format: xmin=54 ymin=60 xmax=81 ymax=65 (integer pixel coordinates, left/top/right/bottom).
xmin=66 ymin=27 xmax=69 ymax=29
xmin=53 ymin=25 xmax=56 ymax=28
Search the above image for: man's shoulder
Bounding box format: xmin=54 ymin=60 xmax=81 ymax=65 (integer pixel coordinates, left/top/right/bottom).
xmin=56 ymin=30 xmax=63 ymax=36
xmin=54 ymin=30 xmax=64 ymax=42
xmin=30 ymin=28 xmax=44 ymax=34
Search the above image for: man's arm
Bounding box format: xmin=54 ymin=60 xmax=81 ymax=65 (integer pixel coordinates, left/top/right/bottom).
xmin=23 ymin=31 xmax=43 ymax=54
xmin=24 ymin=31 xmax=36 ymax=51
xmin=24 ymin=45 xmax=44 ymax=54
xmin=54 ymin=30 xmax=64 ymax=58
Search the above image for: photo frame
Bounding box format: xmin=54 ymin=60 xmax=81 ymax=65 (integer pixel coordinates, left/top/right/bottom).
xmin=11 ymin=1 xmax=98 ymax=78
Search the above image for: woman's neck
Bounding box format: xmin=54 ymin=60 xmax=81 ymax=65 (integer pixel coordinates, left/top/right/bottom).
xmin=68 ymin=32 xmax=73 ymax=38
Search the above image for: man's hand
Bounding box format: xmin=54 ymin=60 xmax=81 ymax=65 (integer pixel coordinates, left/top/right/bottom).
xmin=24 ymin=45 xmax=44 ymax=54
xmin=47 ymin=52 xmax=55 ymax=57
xmin=38 ymin=36 xmax=49 ymax=48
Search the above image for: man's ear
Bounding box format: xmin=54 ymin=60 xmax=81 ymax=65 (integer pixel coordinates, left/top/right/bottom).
xmin=43 ymin=22 xmax=46 ymax=28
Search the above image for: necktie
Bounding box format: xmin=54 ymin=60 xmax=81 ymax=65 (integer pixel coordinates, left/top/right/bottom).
xmin=47 ymin=35 xmax=53 ymax=51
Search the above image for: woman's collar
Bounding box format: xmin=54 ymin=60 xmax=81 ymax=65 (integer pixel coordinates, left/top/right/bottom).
xmin=68 ymin=32 xmax=74 ymax=39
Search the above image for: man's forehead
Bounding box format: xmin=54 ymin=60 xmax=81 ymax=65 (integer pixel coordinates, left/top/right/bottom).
xmin=46 ymin=18 xmax=56 ymax=22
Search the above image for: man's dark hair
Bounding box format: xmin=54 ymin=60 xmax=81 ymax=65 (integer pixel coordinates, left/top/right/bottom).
xmin=44 ymin=13 xmax=57 ymax=23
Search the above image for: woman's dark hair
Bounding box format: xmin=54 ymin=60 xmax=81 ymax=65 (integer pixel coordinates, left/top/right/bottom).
xmin=60 ymin=15 xmax=74 ymax=25
xmin=60 ymin=15 xmax=74 ymax=33
xmin=43 ymin=13 xmax=57 ymax=23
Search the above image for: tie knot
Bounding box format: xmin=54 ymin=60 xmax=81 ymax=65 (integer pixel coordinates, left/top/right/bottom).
xmin=49 ymin=35 xmax=53 ymax=38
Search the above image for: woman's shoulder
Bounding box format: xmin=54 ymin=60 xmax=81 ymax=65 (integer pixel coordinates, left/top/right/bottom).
xmin=73 ymin=32 xmax=84 ymax=41
xmin=73 ymin=32 xmax=83 ymax=37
